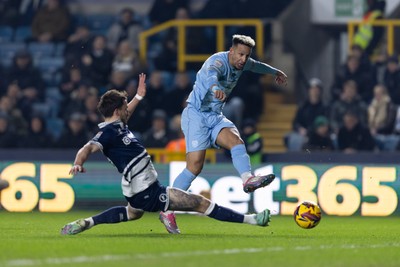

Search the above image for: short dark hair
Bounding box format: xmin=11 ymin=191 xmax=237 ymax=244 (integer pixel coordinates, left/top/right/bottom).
xmin=232 ymin=35 xmax=255 ymax=48
xmin=97 ymin=89 xmax=127 ymax=118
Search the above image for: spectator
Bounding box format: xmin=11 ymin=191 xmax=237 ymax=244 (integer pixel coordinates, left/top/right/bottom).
xmin=19 ymin=115 xmax=53 ymax=148
xmin=164 ymin=72 xmax=191 ymax=117
xmin=383 ymin=55 xmax=400 ymax=105
xmin=0 ymin=94 xmax=28 ymax=136
xmin=60 ymin=81 xmax=95 ymax=121
xmin=154 ymin=8 xmax=205 ymax=71
xmin=5 ymin=50 xmax=45 ymax=119
xmin=141 ymin=109 xmax=170 ymax=148
xmin=368 ymin=84 xmax=398 ymax=150
xmin=337 ymin=111 xmax=375 ymax=153
xmin=331 ymin=54 xmax=375 ymax=103
xmin=60 ymin=67 xmax=85 ymax=100
xmin=145 ymin=70 xmax=167 ymax=114
xmin=31 ymin=0 xmax=71 ymax=42
xmin=83 ymin=93 xmax=102 ymax=136
xmin=241 ymin=118 xmax=263 ymax=165
xmin=0 ymin=112 xmax=18 ymax=148
xmin=286 ymin=78 xmax=328 ymax=151
xmin=165 ymin=114 xmax=186 ymax=161
xmin=330 ymin=80 xmax=368 ymax=133
xmin=0 ymin=0 xmax=45 ymax=27
xmin=57 ymin=112 xmax=90 ymax=148
xmin=106 ymin=70 xmax=136 ymax=97
xmin=148 ymin=0 xmax=188 ymax=26
xmin=64 ymin=25 xmax=93 ymax=67
xmin=302 ymin=116 xmax=335 ymax=152
xmin=353 ymin=0 xmax=385 ymax=56
xmin=80 ymin=35 xmax=114 ymax=89
xmin=112 ymin=40 xmax=142 ymax=79
xmin=107 ymin=7 xmax=142 ymax=52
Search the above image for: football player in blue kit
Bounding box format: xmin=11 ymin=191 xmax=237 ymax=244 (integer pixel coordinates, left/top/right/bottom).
xmin=160 ymin=35 xmax=287 ymax=233
xmin=60 ymin=73 xmax=271 ymax=235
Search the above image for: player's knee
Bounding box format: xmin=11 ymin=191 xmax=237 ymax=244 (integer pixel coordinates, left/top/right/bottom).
xmin=187 ymin=161 xmax=204 ymax=175
xmin=126 ymin=206 xmax=144 ymax=220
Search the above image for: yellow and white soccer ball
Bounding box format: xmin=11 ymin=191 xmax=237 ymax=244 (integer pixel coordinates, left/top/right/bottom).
xmin=294 ymin=201 xmax=322 ymax=229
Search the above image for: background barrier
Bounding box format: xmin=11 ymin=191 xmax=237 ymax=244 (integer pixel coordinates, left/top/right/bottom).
xmin=0 ymin=156 xmax=398 ymax=216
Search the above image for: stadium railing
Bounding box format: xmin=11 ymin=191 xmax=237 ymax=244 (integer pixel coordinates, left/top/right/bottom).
xmin=146 ymin=148 xmax=217 ymax=163
xmin=139 ymin=19 xmax=264 ymax=71
xmin=347 ymin=19 xmax=400 ymax=56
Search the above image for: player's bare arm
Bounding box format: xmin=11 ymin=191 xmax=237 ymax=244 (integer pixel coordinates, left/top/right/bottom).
xmin=69 ymin=142 xmax=100 ymax=175
xmin=127 ymin=73 xmax=147 ymax=119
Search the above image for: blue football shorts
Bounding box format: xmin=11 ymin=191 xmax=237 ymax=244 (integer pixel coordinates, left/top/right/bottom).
xmin=181 ymin=105 xmax=236 ymax=152
xmin=125 ymin=181 xmax=170 ymax=212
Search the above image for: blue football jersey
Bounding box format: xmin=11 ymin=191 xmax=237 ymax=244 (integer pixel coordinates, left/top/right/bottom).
xmin=186 ymin=51 xmax=278 ymax=114
xmin=90 ymin=120 xmax=157 ymax=196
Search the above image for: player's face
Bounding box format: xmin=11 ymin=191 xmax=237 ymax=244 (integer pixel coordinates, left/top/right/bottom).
xmin=118 ymin=100 xmax=129 ymax=124
xmin=229 ymin=44 xmax=252 ymax=70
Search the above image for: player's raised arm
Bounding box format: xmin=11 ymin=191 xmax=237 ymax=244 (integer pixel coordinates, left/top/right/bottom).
xmin=69 ymin=142 xmax=101 ymax=175
xmin=127 ymin=73 xmax=146 ymax=119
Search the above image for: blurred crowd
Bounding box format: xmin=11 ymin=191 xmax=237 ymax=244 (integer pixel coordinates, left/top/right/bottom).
xmin=2 ymin=0 xmax=397 ymax=155
xmin=285 ymin=0 xmax=400 ymax=153
xmin=0 ymin=0 xmax=291 ymax=150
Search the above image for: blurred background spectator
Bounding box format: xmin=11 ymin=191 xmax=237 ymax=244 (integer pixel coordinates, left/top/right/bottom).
xmin=107 ymin=7 xmax=142 ymax=52
xmin=31 ymin=0 xmax=71 ymax=43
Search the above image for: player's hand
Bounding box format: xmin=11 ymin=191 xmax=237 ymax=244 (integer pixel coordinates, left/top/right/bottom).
xmin=275 ymin=70 xmax=288 ymax=86
xmin=136 ymin=73 xmax=146 ymax=98
xmin=69 ymin=164 xmax=86 ymax=175
xmin=213 ymin=88 xmax=226 ymax=101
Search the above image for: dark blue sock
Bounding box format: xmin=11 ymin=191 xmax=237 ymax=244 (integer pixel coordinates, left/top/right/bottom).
xmin=92 ymin=206 xmax=128 ymax=225
xmin=207 ymin=204 xmax=244 ymax=223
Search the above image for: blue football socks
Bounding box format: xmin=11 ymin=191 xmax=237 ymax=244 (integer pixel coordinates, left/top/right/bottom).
xmin=92 ymin=206 xmax=128 ymax=225
xmin=231 ymin=144 xmax=252 ymax=176
xmin=173 ymin=168 xmax=196 ymax=191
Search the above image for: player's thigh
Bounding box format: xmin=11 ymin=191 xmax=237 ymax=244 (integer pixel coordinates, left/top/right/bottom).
xmin=215 ymin=126 xmax=244 ymax=149
xmin=182 ymin=107 xmax=212 ymax=152
xmin=168 ymin=187 xmax=210 ymax=213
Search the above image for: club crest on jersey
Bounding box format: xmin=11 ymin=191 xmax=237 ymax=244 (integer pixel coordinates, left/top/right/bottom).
xmin=159 ymin=193 xmax=167 ymax=203
xmin=122 ymin=136 xmax=131 ymax=145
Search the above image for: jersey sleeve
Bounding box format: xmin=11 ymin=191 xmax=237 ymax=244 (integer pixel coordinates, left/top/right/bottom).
xmin=89 ymin=130 xmax=110 ymax=151
xmin=205 ymin=57 xmax=225 ymax=90
xmin=245 ymin=57 xmax=278 ymax=75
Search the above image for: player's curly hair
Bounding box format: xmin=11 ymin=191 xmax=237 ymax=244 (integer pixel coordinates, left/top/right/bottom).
xmin=97 ymin=89 xmax=127 ymax=118
xmin=232 ymin=34 xmax=255 ymax=48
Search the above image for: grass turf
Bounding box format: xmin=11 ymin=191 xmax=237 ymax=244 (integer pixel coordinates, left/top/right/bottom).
xmin=0 ymin=211 xmax=399 ymax=267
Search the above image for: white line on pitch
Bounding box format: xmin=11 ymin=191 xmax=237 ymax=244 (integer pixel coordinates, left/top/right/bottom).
xmin=4 ymin=242 xmax=400 ymax=266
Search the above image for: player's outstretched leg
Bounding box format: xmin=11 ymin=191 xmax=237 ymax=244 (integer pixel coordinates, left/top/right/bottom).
xmin=159 ymin=167 xmax=197 ymax=234
xmin=159 ymin=211 xmax=180 ymax=234
xmin=60 ymin=205 xmax=143 ymax=235
xmin=61 ymin=218 xmax=89 ymax=235
xmin=243 ymin=173 xmax=276 ymax=193
xmin=168 ymin=188 xmax=271 ymax=227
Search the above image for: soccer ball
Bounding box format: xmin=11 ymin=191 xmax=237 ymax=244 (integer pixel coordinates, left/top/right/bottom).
xmin=294 ymin=201 xmax=321 ymax=229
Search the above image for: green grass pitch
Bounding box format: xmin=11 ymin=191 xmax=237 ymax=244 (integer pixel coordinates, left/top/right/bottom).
xmin=0 ymin=211 xmax=399 ymax=267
